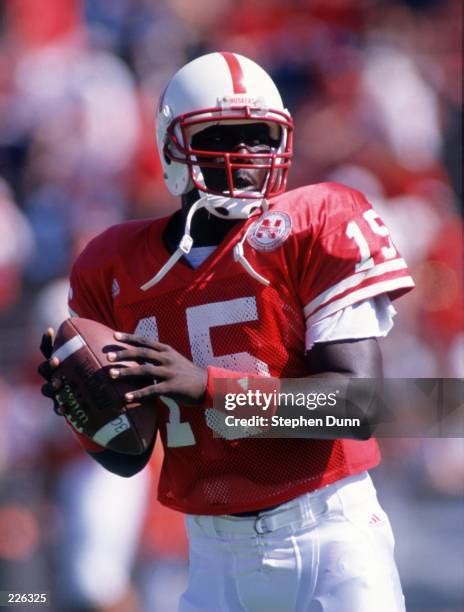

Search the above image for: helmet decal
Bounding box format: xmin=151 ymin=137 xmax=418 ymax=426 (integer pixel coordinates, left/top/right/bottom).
xmin=220 ymin=52 xmax=247 ymax=93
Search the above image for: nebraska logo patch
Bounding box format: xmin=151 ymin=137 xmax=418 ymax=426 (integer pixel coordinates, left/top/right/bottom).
xmin=247 ymin=211 xmax=292 ymax=251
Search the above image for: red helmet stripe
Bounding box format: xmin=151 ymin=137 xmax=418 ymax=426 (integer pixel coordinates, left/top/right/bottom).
xmin=220 ymin=52 xmax=247 ymax=93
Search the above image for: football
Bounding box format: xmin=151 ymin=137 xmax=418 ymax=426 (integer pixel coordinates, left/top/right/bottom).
xmin=51 ymin=317 xmax=158 ymax=454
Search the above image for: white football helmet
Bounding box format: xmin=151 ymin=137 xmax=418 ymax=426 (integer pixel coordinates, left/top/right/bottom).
xmin=156 ymin=51 xmax=293 ymax=219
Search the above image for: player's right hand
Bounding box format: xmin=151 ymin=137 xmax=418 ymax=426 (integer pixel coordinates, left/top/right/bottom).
xmin=37 ymin=328 xmax=63 ymax=413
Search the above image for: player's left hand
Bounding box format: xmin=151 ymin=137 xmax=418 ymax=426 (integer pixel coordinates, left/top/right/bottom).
xmin=107 ymin=332 xmax=208 ymax=406
xmin=38 ymin=328 xmax=64 ymax=413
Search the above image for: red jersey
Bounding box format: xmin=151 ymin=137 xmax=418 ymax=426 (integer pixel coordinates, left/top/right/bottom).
xmin=69 ymin=183 xmax=414 ymax=515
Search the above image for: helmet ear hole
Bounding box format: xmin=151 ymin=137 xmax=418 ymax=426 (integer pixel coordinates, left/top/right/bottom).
xmin=163 ymin=143 xmax=172 ymax=165
xmin=215 ymin=207 xmax=230 ymax=216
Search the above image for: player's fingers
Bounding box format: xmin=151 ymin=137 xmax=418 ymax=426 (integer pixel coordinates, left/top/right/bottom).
xmin=41 ymin=382 xmax=55 ymax=398
xmin=38 ymin=361 xmax=51 ymax=378
xmin=39 ymin=328 xmax=55 ymax=359
xmin=51 ymin=376 xmax=63 ymax=390
xmin=109 ymin=364 xmax=168 ymax=380
xmin=37 ymin=356 xmax=60 ymax=379
xmin=41 ymin=374 xmax=63 ymax=396
xmin=113 ymin=331 xmax=170 ymax=351
xmin=106 ymin=347 xmax=165 ymax=364
xmin=125 ymin=382 xmax=169 ymax=401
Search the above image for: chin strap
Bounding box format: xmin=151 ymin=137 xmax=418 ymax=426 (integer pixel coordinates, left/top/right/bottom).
xmin=141 ymin=195 xmax=270 ymax=290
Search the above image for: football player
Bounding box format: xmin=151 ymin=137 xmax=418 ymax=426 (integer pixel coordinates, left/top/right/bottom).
xmin=39 ymin=52 xmax=414 ymax=611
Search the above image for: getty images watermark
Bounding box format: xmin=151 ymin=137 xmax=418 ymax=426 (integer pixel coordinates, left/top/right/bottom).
xmin=209 ymin=378 xmax=464 ymax=439
xmin=223 ymin=389 xmax=358 ymax=429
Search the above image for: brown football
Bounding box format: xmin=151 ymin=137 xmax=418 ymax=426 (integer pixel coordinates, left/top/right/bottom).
xmin=51 ymin=317 xmax=158 ymax=454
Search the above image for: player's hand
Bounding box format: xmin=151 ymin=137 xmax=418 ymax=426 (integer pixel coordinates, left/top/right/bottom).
xmin=37 ymin=328 xmax=63 ymax=413
xmin=107 ymin=332 xmax=208 ymax=406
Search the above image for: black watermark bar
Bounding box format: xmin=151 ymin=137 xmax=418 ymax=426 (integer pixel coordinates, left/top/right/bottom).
xmin=209 ymin=378 xmax=464 ymax=439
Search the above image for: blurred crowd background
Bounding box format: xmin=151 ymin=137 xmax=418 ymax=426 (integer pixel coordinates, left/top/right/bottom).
xmin=0 ymin=0 xmax=462 ymax=610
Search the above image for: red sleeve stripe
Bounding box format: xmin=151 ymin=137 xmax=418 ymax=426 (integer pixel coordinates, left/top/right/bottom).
xmin=305 ymin=276 xmax=415 ymax=326
xmin=303 ymin=258 xmax=409 ymax=318
xmin=220 ymin=52 xmax=247 ymax=93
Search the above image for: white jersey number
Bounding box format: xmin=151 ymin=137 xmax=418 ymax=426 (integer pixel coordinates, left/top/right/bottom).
xmin=134 ymin=297 xmax=268 ymax=447
xmin=346 ymin=210 xmax=397 ymax=272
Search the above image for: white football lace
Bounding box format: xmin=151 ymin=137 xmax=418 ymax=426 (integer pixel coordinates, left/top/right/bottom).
xmin=140 ymin=197 xmax=204 ymax=291
xmin=140 ymin=195 xmax=270 ymax=290
xmin=232 ymin=224 xmax=270 ymax=286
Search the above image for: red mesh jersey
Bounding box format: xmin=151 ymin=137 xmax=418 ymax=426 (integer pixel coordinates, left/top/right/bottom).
xmin=69 ymin=183 xmax=414 ymax=515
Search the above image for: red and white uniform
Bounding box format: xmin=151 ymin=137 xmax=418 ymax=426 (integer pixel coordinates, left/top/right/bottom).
xmin=69 ymin=182 xmax=414 ymax=516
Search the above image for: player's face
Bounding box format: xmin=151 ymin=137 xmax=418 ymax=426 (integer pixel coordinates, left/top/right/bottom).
xmin=191 ymin=123 xmax=280 ymax=194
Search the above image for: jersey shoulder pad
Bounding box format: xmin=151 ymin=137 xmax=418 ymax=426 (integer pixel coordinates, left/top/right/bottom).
xmin=272 ymin=182 xmax=371 ymax=238
xmin=73 ymin=218 xmax=160 ymax=273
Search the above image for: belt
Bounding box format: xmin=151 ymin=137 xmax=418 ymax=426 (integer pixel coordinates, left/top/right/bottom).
xmin=193 ymin=494 xmax=328 ymax=536
xmin=231 ymin=504 xmax=280 ymax=517
xmin=189 ymin=472 xmax=372 ymax=537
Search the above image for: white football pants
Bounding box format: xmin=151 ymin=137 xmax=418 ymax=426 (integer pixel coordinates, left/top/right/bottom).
xmin=180 ymin=471 xmax=405 ymax=612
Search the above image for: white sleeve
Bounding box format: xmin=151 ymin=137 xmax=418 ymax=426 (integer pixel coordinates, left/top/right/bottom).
xmin=306 ymin=295 xmax=396 ymax=350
